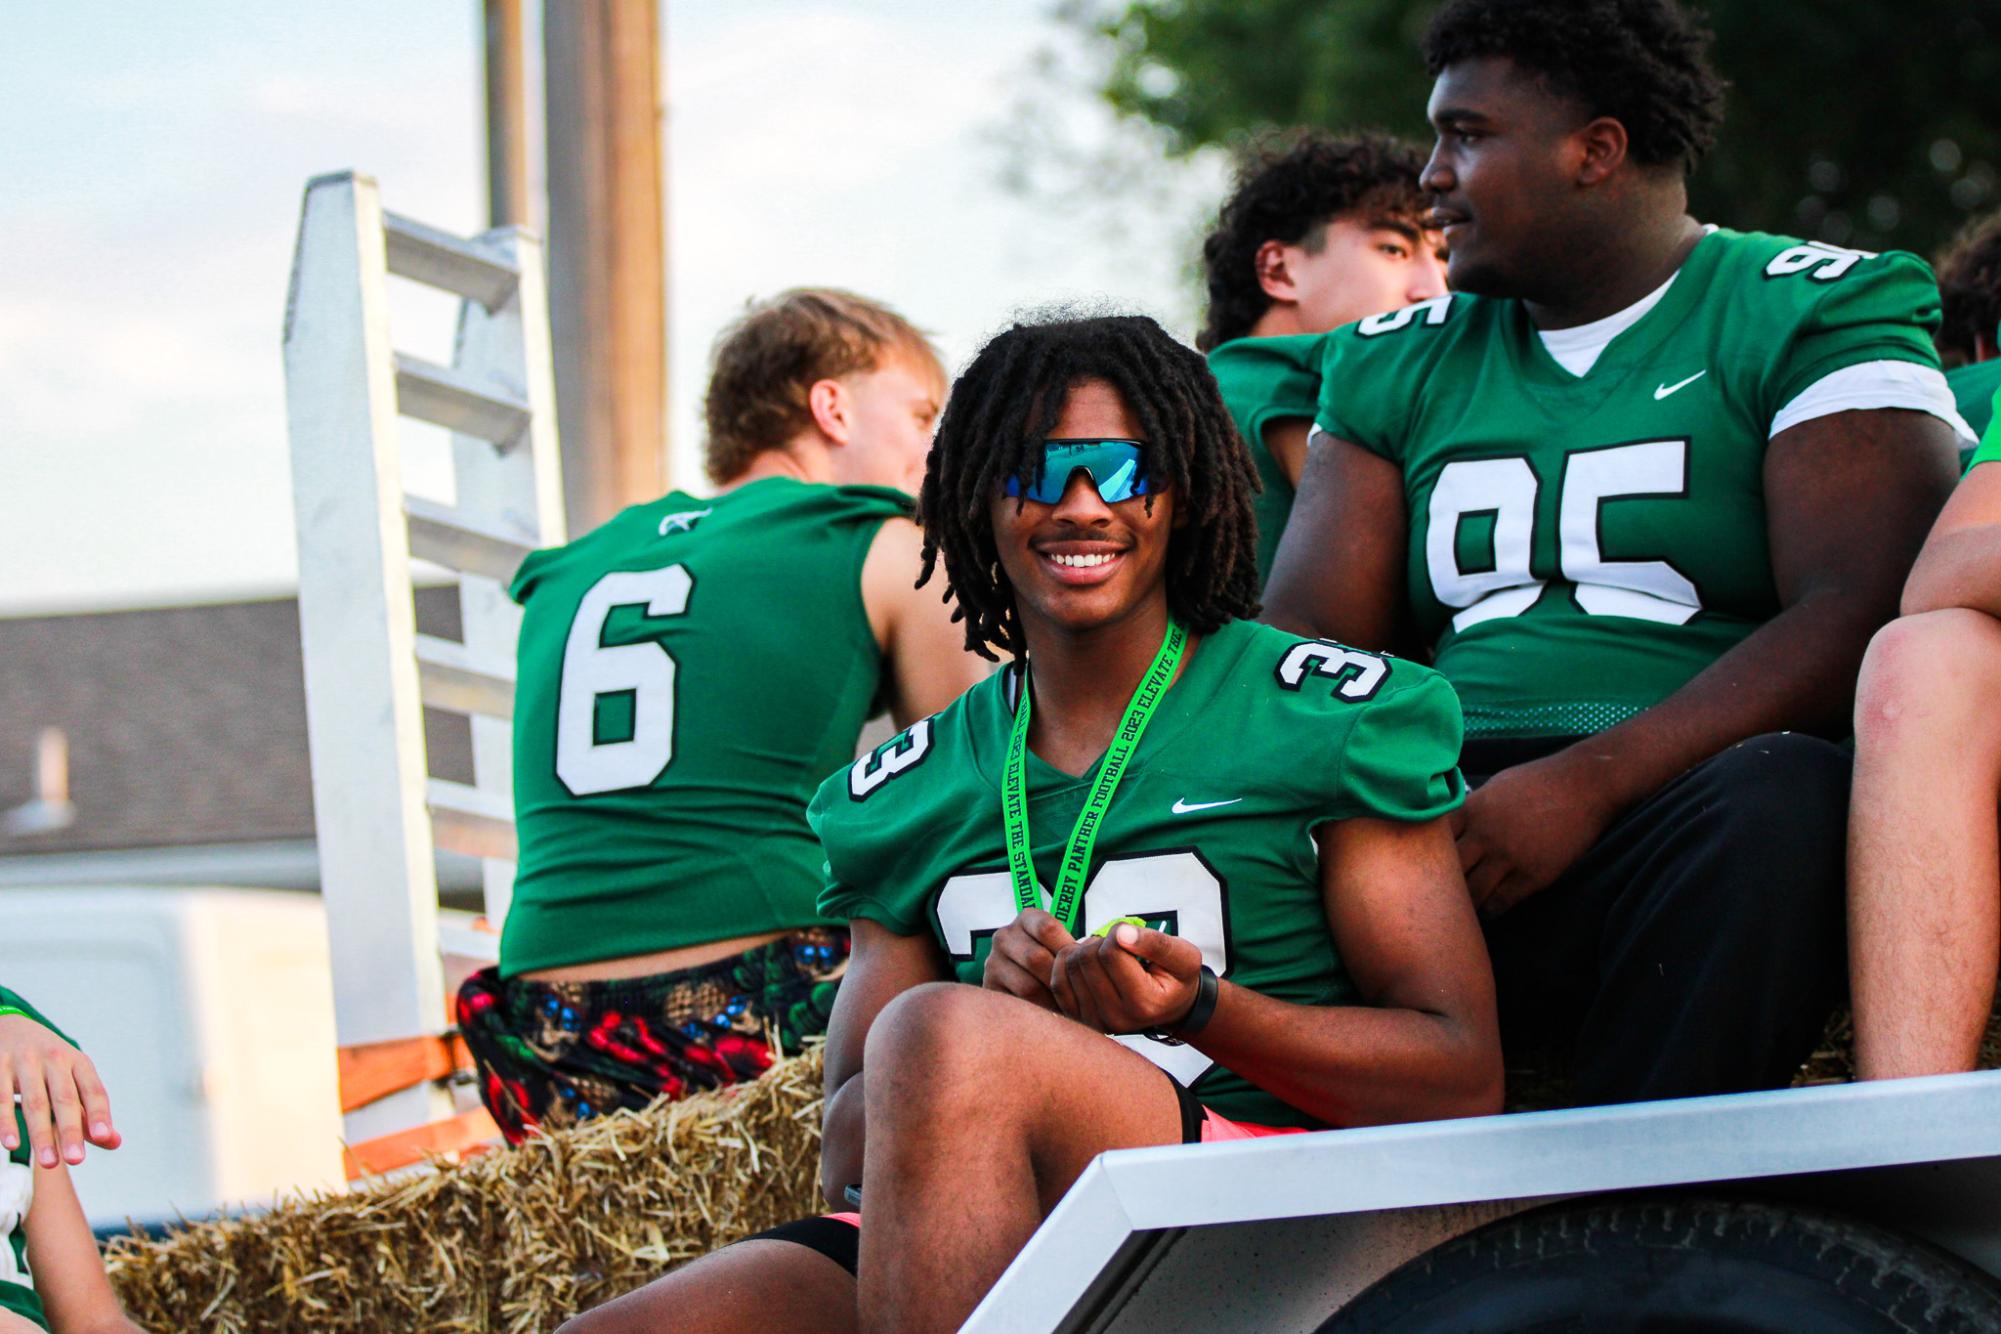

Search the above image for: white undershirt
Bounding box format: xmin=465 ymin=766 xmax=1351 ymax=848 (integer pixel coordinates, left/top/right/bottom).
xmin=1535 ymin=271 xmax=1679 ymax=376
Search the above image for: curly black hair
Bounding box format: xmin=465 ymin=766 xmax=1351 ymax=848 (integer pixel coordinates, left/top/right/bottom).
xmin=917 ymin=314 xmax=1261 ymax=662
xmin=1197 ymin=130 xmax=1429 ymax=352
xmin=1936 ymin=208 xmax=2001 ymax=365
xmin=1423 ymin=0 xmax=1726 ymax=175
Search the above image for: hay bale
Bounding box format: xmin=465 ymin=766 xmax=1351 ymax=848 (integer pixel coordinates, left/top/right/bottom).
xmin=1795 ymin=1004 xmax=2001 ymax=1085
xmin=106 ymin=1047 xmax=828 ymax=1334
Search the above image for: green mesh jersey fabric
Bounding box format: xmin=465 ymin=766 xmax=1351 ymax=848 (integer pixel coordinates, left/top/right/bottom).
xmin=809 ymin=617 xmax=1464 ymax=1129
xmin=1208 ymin=333 xmax=1327 ymax=584
xmin=0 ymin=990 xmax=67 ymax=1331
xmin=501 ymin=478 xmax=912 ymax=976
xmin=1316 ymin=228 xmax=1945 ymax=741
xmin=1949 ymin=357 xmax=2001 ymax=447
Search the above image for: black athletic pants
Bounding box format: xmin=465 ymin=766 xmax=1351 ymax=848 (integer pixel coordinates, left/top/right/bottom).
xmin=1468 ymin=731 xmax=1850 ymax=1106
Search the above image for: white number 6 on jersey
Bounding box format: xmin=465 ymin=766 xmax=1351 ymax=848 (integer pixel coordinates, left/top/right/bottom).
xmin=555 ymin=564 xmax=693 ymax=796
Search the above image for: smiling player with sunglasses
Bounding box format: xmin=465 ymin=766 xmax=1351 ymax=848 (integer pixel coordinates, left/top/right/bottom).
xmin=560 ymin=314 xmax=1500 ymax=1334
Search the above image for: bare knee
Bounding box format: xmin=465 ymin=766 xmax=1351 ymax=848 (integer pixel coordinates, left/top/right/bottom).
xmin=864 ymin=984 xmax=1048 ymax=1122
xmin=1855 ymin=609 xmax=2001 ymax=753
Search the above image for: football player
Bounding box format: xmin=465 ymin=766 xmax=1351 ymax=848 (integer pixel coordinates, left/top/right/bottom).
xmin=1264 ymin=0 xmax=1970 ymax=1105
xmin=1935 ymin=209 xmax=2001 ymax=444
xmin=1850 ymin=394 xmax=2001 ymax=1077
xmin=560 ymin=314 xmax=1500 ymax=1333
xmin=0 ymin=990 xmax=141 ymax=1334
xmin=1197 ymin=131 xmax=1448 ymax=583
xmin=459 ymin=290 xmax=988 ymax=1142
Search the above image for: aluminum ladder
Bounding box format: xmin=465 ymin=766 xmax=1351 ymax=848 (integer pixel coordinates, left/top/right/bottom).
xmin=281 ymin=171 xmax=565 ymax=1174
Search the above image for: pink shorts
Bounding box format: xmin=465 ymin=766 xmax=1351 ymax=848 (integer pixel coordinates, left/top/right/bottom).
xmin=1198 ymin=1107 xmax=1307 ymax=1142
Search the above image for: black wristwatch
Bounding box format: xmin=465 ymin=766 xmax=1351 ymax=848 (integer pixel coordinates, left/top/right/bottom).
xmin=1143 ymin=965 xmax=1219 ymax=1044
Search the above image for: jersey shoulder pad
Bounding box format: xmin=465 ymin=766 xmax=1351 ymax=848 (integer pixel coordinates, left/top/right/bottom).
xmin=1717 ymin=228 xmax=1940 ymax=333
xmin=1317 ymin=295 xmax=1480 ymax=460
xmin=809 ymin=679 xmax=995 ymax=930
xmin=1241 ymin=622 xmax=1467 ymax=824
xmin=1713 ymin=229 xmax=1944 ymax=408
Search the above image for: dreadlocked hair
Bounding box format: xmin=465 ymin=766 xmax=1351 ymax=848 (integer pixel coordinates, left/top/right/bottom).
xmin=916 ymin=313 xmax=1262 ymax=663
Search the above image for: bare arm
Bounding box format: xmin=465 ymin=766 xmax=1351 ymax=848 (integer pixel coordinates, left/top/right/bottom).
xmin=819 ymin=919 xmax=950 ymax=1208
xmin=1459 ymin=407 xmax=1957 ymax=912
xmin=23 ymin=1159 xmax=143 ymax=1334
xmin=1902 ymin=461 xmax=2001 ymax=617
xmin=1264 ymin=418 xmax=1311 ymax=489
xmin=1051 ymin=816 xmax=1501 ymax=1127
xmin=1262 ymin=437 xmax=1409 ymax=648
xmin=1193 ymin=816 xmax=1500 ymax=1125
xmin=862 ymin=517 xmax=991 ymax=727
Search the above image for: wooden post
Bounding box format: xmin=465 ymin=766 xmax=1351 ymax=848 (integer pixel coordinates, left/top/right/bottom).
xmin=543 ymin=0 xmax=668 ymax=533
xmin=483 ymin=0 xmax=530 ymax=228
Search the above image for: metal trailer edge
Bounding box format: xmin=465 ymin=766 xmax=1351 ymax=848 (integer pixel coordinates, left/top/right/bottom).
xmin=966 ymin=1070 xmax=2001 ymax=1332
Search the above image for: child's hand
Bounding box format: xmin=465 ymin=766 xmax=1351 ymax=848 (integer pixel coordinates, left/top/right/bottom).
xmin=0 ymin=1014 xmax=118 ymax=1168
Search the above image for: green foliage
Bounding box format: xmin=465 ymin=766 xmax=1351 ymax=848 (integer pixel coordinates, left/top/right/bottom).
xmin=1080 ymin=0 xmax=2001 ymax=257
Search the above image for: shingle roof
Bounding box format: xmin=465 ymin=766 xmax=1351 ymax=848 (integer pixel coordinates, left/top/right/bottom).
xmin=0 ymin=591 xmax=474 ymax=857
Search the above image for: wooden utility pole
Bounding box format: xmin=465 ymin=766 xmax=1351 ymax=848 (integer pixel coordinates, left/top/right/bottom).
xmin=483 ymin=0 xmax=530 ymax=227
xmin=543 ymin=0 xmax=669 ymax=532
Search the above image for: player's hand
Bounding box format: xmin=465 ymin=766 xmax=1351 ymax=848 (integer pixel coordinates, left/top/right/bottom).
xmin=982 ymin=908 xmax=1076 ymax=1011
xmin=0 ymin=1014 xmax=119 ymax=1169
xmin=1451 ymin=752 xmax=1618 ymax=918
xmin=1050 ymin=924 xmax=1203 ymax=1035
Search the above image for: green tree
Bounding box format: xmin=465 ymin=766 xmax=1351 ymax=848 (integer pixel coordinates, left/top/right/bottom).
xmin=1080 ymin=0 xmax=2001 ymax=258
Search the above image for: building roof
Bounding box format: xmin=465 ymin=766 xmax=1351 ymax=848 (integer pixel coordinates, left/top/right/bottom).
xmin=0 ymin=591 xmax=473 ymax=858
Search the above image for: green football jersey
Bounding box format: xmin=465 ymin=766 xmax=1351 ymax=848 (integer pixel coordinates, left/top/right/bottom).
xmin=1208 ymin=334 xmax=1327 ymax=583
xmin=1317 ymin=228 xmax=1944 ymax=740
xmin=1949 ymin=357 xmax=2000 ymax=445
xmin=1968 ymin=388 xmax=2001 ymax=470
xmin=502 ymin=478 xmax=914 ymax=976
xmin=809 ymin=617 xmax=1464 ymax=1129
xmin=0 ymin=990 xmax=68 ymax=1332
xmin=1 ymin=1113 xmax=43 ymax=1331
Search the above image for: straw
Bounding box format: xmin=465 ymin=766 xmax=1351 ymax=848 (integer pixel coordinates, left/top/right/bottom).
xmin=105 ymin=1047 xmax=828 ymax=1333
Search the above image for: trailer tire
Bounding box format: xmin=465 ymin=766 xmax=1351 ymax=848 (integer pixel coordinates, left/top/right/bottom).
xmin=1319 ymin=1192 xmax=2001 ymax=1333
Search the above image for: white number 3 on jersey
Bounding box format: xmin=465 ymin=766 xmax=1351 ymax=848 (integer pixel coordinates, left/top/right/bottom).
xmin=1275 ymin=641 xmax=1389 ymax=701
xmin=934 ymin=850 xmax=1228 ymax=1086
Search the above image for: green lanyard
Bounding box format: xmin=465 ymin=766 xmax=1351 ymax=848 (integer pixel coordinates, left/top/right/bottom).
xmin=1002 ymin=619 xmax=1188 ymax=936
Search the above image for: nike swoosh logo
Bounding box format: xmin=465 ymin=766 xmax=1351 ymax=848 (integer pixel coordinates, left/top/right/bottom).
xmin=1653 ymin=370 xmax=1707 ymax=400
xmin=1171 ymin=797 xmax=1243 ymax=815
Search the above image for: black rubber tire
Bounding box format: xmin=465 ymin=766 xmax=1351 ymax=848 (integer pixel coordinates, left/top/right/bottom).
xmin=1318 ymin=1192 xmax=2001 ymax=1334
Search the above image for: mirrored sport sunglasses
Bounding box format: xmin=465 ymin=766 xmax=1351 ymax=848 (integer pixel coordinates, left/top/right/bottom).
xmin=1002 ymin=439 xmax=1158 ymax=505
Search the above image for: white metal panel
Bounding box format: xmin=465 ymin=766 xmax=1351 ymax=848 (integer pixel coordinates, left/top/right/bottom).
xmin=967 ymin=1074 xmax=2001 ymax=1332
xmin=282 ymin=171 xmax=450 ymax=1138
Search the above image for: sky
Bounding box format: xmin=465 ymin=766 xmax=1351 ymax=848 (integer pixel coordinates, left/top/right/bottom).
xmin=0 ymin=1 xmax=1226 ymax=614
